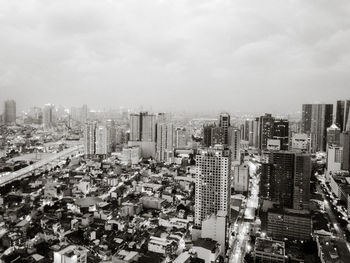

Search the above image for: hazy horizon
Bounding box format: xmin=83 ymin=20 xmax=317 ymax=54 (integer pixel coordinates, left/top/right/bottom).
xmin=1 ymin=0 xmax=350 ymax=113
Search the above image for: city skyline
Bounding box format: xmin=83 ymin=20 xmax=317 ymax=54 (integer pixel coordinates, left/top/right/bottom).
xmin=1 ymin=0 xmax=350 ymax=113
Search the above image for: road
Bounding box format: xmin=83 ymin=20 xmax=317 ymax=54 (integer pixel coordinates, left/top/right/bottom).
xmin=228 ymin=160 xmax=260 ymax=262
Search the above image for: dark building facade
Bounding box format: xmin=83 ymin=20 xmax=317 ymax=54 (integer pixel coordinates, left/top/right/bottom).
xmin=273 ymin=119 xmax=289 ymax=151
xmin=258 ymin=113 xmax=275 ymax=151
xmin=336 ymin=100 xmax=350 ymax=132
xmin=260 ymin=151 xmax=311 ymax=210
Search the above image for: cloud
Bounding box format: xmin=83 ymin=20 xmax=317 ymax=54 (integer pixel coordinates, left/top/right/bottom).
xmin=0 ymin=0 xmax=349 ymax=113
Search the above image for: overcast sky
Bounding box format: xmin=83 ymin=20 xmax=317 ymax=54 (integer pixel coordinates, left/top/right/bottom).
xmin=1 ymin=0 xmax=350 ymax=113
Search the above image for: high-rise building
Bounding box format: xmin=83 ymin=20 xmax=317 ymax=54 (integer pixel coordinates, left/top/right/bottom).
xmin=341 ymin=131 xmax=350 ymax=173
xmin=211 ymin=126 xmax=225 ymax=146
xmin=84 ymin=122 xmax=96 ymax=155
xmin=302 ymin=104 xmax=333 ymax=152
xmin=203 ymin=123 xmax=215 ymax=147
xmin=290 ymin=133 xmax=311 ymax=152
xmin=156 ymin=114 xmax=174 ymax=162
xmin=95 ymin=125 xmax=108 ymax=155
xmin=3 ymin=99 xmax=16 ymax=125
xmin=301 ymin=104 xmax=313 ymax=134
xmin=258 ymin=114 xmax=275 ymax=151
xmin=129 ymin=112 xmax=156 ymax=142
xmin=260 ymin=151 xmax=311 ymax=210
xmin=233 ymin=163 xmax=249 ymax=192
xmin=175 ymin=127 xmax=188 ymax=148
xmin=326 ymin=145 xmax=343 ymax=181
xmin=219 ymin=113 xmax=230 ymax=145
xmin=228 ymin=127 xmax=241 ymax=164
xmin=43 ymin=104 xmax=56 ymax=128
xmin=327 ymin=124 xmax=341 ymax=146
xmin=248 ymin=119 xmax=255 ymax=146
xmin=273 ymin=119 xmax=289 ymax=150
xmin=195 ymin=146 xmax=231 ymax=227
xmin=336 ymin=100 xmax=350 ymax=132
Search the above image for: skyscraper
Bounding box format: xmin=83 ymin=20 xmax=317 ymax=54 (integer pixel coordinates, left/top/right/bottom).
xmin=203 ymin=123 xmax=215 ymax=147
xmin=335 ymin=100 xmax=350 ymax=132
xmin=175 ymin=128 xmax=188 ymax=148
xmin=84 ymin=122 xmax=96 ymax=156
xmin=272 ymin=119 xmax=289 ymax=150
xmin=129 ymin=112 xmax=156 ymax=142
xmin=301 ymin=104 xmax=312 ymax=134
xmin=43 ymin=104 xmax=56 ymax=128
xmin=228 ymin=127 xmax=241 ymax=164
xmin=310 ymin=104 xmax=333 ymax=152
xmin=3 ymin=99 xmax=16 ymax=125
xmin=260 ymin=151 xmax=311 ymax=210
xmin=95 ymin=125 xmax=108 ymax=155
xmin=156 ymin=113 xmax=174 ymax=162
xmin=219 ymin=113 xmax=230 ymax=145
xmin=258 ymin=113 xmax=275 ymax=151
xmin=195 ymin=146 xmax=231 ymax=227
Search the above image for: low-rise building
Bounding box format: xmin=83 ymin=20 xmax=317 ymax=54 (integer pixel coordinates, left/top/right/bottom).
xmin=254 ymin=238 xmax=286 ymax=263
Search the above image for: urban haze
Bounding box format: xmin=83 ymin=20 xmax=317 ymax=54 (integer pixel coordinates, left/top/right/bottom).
xmin=1 ymin=1 xmax=350 ymax=263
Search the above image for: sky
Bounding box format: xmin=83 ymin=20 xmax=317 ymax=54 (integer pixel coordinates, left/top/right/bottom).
xmin=0 ymin=0 xmax=350 ymax=114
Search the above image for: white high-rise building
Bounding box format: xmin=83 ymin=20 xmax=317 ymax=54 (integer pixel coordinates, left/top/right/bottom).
xmin=43 ymin=104 xmax=56 ymax=128
xmin=233 ymin=163 xmax=250 ymax=192
xmin=195 ymin=146 xmax=231 ymax=227
xmin=84 ymin=122 xmax=96 ymax=155
xmin=156 ymin=113 xmax=174 ymax=163
xmin=326 ymin=145 xmax=343 ymax=181
xmin=95 ymin=125 xmax=108 ymax=155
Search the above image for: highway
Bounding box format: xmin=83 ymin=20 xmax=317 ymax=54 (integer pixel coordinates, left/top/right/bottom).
xmin=0 ymin=145 xmax=83 ymax=186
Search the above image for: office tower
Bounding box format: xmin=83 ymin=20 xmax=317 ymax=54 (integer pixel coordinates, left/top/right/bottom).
xmin=327 ymin=124 xmax=341 ymax=146
xmin=175 ymin=127 xmax=188 ymax=148
xmin=84 ymin=122 xmax=96 ymax=155
xmin=130 ymin=113 xmax=141 ymax=141
xmin=341 ymin=132 xmax=350 ymax=172
xmin=43 ymin=104 xmax=56 ymax=128
xmin=129 ymin=112 xmax=156 ymax=142
xmin=228 ymin=127 xmax=241 ymax=164
xmin=3 ymin=99 xmax=16 ymax=125
xmin=194 ymin=146 xmax=231 ymax=227
xmin=95 ymin=125 xmax=108 ymax=155
xmin=203 ymin=123 xmax=215 ymax=147
xmin=253 ymin=118 xmax=259 ymax=148
xmin=273 ymin=119 xmax=289 ymax=150
xmin=260 ymin=151 xmax=311 ymax=210
xmin=293 ymin=153 xmax=312 ymax=210
xmin=156 ymin=114 xmax=174 ymax=162
xmin=301 ymin=104 xmax=313 ymax=133
xmin=211 ymin=126 xmax=225 ymax=145
xmin=310 ymin=104 xmax=333 ymax=152
xmin=258 ymin=113 xmax=275 ymax=151
xmin=81 ymin=104 xmax=88 ymax=123
xmin=335 ymin=100 xmax=350 ymax=132
xmin=248 ymin=120 xmax=255 ymax=146
xmin=243 ymin=119 xmax=250 ymax=141
xmin=106 ymin=120 xmax=116 ymax=152
xmin=219 ymin=113 xmax=230 ymax=145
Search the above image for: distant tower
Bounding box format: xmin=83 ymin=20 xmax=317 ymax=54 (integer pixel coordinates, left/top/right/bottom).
xmin=336 ymin=100 xmax=350 ymax=132
xmin=156 ymin=113 xmax=174 ymax=162
xmin=84 ymin=122 xmax=96 ymax=156
xmin=129 ymin=112 xmax=156 ymax=142
xmin=258 ymin=113 xmax=275 ymax=151
xmin=327 ymin=124 xmax=341 ymax=146
xmin=219 ymin=113 xmax=231 ymax=145
xmin=43 ymin=104 xmax=56 ymax=128
xmin=228 ymin=127 xmax=241 ymax=164
xmin=4 ymin=100 xmax=16 ymax=125
xmin=273 ymin=119 xmax=289 ymax=150
xmin=95 ymin=125 xmax=108 ymax=155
